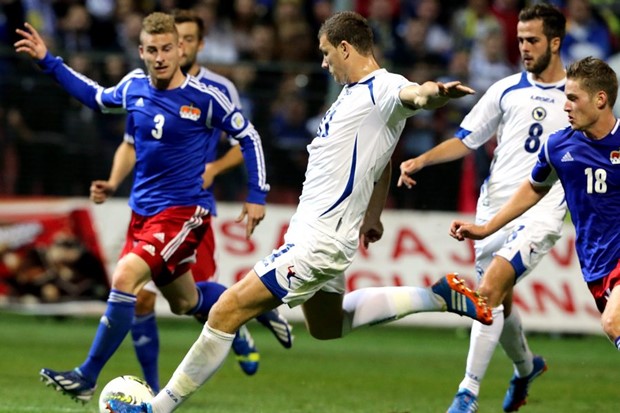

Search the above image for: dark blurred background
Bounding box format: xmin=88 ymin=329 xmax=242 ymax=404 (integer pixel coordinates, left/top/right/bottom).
xmin=1 ymin=0 xmax=619 ymax=212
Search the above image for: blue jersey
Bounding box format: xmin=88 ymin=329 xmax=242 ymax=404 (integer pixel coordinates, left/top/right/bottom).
xmin=531 ymin=120 xmax=620 ymax=282
xmin=123 ymin=67 xmax=242 ymax=216
xmin=38 ymin=52 xmax=268 ymax=216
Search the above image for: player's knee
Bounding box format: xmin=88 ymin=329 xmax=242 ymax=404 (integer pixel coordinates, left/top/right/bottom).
xmin=168 ymin=296 xmax=195 ymax=315
xmin=601 ymin=312 xmax=620 ymax=338
xmin=209 ymin=290 xmax=235 ymax=321
xmin=135 ymin=290 xmax=157 ymax=315
xmin=111 ymin=255 xmax=150 ymax=294
xmin=207 ymin=291 xmax=249 ymax=333
xmin=478 ymin=285 xmax=506 ymax=308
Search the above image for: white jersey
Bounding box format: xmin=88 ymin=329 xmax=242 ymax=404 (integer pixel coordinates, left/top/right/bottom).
xmin=286 ymin=69 xmax=418 ymax=249
xmin=458 ymin=71 xmax=568 ymax=222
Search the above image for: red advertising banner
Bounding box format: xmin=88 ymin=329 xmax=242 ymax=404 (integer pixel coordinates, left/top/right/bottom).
xmin=0 ymin=199 xmax=109 ymax=305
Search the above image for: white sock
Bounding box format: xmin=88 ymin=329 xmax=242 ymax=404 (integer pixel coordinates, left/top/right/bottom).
xmin=150 ymin=323 xmax=234 ymax=413
xmin=341 ymin=286 xmax=444 ymax=336
xmin=500 ymin=308 xmax=533 ymax=377
xmin=458 ymin=305 xmax=505 ymax=396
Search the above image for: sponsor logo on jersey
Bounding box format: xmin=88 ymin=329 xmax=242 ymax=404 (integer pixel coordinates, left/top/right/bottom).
xmin=561 ymin=152 xmax=574 ymax=162
xmin=530 ymin=95 xmax=555 ymax=103
xmin=230 ymin=112 xmax=245 ymax=130
xmin=180 ymin=105 xmax=201 ymax=121
xmin=136 ymin=98 xmax=144 ymax=107
xmin=532 ymin=107 xmax=547 ymax=121
xmin=610 ymin=148 xmax=620 ymax=164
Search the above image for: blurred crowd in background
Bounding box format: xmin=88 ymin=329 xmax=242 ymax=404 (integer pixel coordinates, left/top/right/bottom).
xmin=1 ymin=0 xmax=620 ymax=212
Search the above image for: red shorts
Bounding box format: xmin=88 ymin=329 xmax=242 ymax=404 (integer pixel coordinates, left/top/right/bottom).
xmin=120 ymin=206 xmax=211 ymax=286
xmin=192 ymin=224 xmax=217 ymax=282
xmin=587 ymin=259 xmax=620 ymax=313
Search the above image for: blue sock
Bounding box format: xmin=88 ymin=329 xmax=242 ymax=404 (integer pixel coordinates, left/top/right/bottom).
xmin=79 ymin=289 xmax=137 ymax=384
xmin=615 ymin=336 xmax=620 ymax=351
xmin=131 ymin=312 xmax=160 ymax=393
xmin=186 ymin=281 xmax=227 ymax=317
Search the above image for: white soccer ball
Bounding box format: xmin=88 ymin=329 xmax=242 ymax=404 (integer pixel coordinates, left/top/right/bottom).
xmin=98 ymin=375 xmax=154 ymax=413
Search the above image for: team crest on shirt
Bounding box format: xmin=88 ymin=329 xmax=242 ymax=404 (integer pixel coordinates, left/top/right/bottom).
xmin=531 ymin=107 xmax=546 ymax=121
xmin=180 ymin=105 xmax=201 ymax=121
xmin=610 ymin=148 xmax=620 ymax=164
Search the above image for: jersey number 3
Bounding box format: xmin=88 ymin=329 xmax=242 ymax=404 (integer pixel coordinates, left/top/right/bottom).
xmin=151 ymin=114 xmax=165 ymax=140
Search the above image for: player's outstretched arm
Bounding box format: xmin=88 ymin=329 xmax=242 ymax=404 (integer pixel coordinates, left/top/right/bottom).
xmin=398 ymin=138 xmax=471 ymax=188
xmin=400 ymin=81 xmax=475 ymax=111
xmin=450 ymin=179 xmax=550 ymax=242
xmin=14 ymin=22 xmax=47 ymax=60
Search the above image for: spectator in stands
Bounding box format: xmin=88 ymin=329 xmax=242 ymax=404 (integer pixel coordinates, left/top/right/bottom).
xmin=365 ymin=0 xmax=400 ymax=64
xmin=195 ymin=2 xmax=239 ymax=65
xmin=468 ymin=26 xmax=514 ymax=93
xmin=392 ymin=16 xmax=448 ymax=69
xmin=269 ymin=90 xmax=312 ymax=199
xmin=561 ymin=0 xmax=613 ymax=64
xmin=451 ymin=0 xmax=502 ymax=58
xmin=491 ymin=0 xmax=523 ymax=66
xmin=56 ymin=4 xmax=93 ymax=53
xmin=231 ymin=0 xmax=264 ymax=59
xmin=609 ymin=51 xmax=620 ymax=116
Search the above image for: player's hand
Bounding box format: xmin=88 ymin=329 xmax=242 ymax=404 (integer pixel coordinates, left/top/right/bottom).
xmin=397 ymin=157 xmax=424 ymax=189
xmin=449 ymin=220 xmax=487 ymax=241
xmin=202 ymin=163 xmax=215 ymax=189
xmin=236 ymin=202 xmax=265 ymax=239
xmin=360 ymin=220 xmax=383 ymax=249
xmin=437 ymin=81 xmax=475 ymax=99
xmin=90 ymin=180 xmax=116 ymax=204
xmin=14 ymin=22 xmax=48 ymax=60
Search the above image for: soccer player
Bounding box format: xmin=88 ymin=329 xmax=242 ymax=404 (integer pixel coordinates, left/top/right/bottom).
xmin=14 ymin=12 xmax=271 ymax=404
xmin=398 ymin=4 xmax=568 ymax=412
xmin=90 ymin=10 xmax=293 ymax=392
xmin=107 ymin=11 xmax=491 ymax=413
xmin=450 ymin=54 xmax=620 ymax=381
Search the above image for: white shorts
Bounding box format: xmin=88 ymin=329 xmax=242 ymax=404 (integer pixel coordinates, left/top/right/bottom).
xmin=473 ymin=216 xmax=563 ymax=284
xmin=254 ymin=230 xmax=357 ymax=307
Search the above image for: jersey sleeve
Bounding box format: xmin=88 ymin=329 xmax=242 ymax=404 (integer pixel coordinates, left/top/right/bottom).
xmin=205 ymin=88 xmax=269 ymax=204
xmin=383 ymin=77 xmax=420 ymax=124
xmin=455 ymin=82 xmax=504 ymax=149
xmin=37 ymin=52 xmax=128 ymax=113
xmin=123 ymin=114 xmax=134 ymax=144
xmin=530 ymin=140 xmax=558 ymax=188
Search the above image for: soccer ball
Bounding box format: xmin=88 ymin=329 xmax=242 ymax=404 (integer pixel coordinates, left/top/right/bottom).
xmin=98 ymin=375 xmax=154 ymax=413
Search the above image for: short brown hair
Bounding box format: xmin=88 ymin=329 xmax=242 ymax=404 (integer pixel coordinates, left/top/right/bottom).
xmin=172 ymin=9 xmax=205 ymax=38
xmin=318 ymin=11 xmax=374 ymax=56
xmin=566 ymin=56 xmax=618 ymax=109
xmin=519 ymin=3 xmax=566 ymax=45
xmin=141 ymin=12 xmax=177 ymax=40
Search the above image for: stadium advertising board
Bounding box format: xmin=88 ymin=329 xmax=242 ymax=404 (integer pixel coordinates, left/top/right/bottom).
xmin=1 ymin=199 xmax=598 ymax=334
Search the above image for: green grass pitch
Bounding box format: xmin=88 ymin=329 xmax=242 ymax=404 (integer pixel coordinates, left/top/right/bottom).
xmin=0 ymin=312 xmax=615 ymax=413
